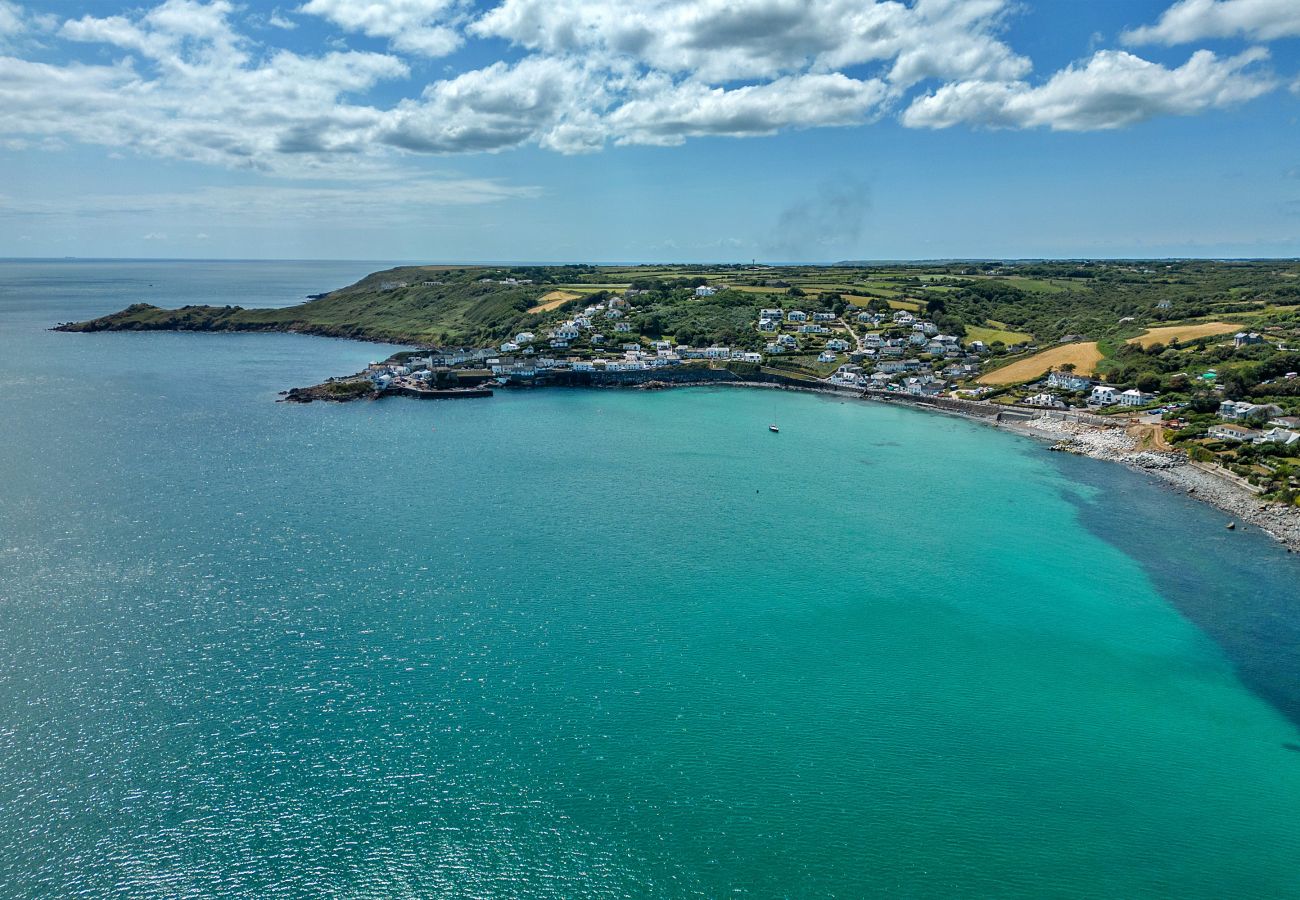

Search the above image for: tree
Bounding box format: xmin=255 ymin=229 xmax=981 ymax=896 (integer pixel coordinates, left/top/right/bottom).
xmin=1221 ymin=372 xmax=1250 ymax=400
xmin=1136 ymin=373 xmax=1161 ymax=393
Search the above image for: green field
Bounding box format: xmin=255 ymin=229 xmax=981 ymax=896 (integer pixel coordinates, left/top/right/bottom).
xmin=965 ymin=324 xmax=1034 ymax=345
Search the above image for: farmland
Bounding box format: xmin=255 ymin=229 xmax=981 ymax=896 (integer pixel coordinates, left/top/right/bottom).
xmin=978 ymin=342 xmax=1104 ymax=384
xmin=528 ymin=290 xmax=582 ymax=313
xmin=60 ymin=260 xmax=1300 ymax=397
xmin=1126 ymin=322 xmax=1241 ymax=348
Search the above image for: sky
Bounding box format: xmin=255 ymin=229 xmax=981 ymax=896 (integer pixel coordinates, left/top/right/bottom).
xmin=0 ymin=0 xmax=1298 ymax=262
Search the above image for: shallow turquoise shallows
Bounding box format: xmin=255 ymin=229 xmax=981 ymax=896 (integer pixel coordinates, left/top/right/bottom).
xmin=2 ymin=261 xmax=1300 ymax=898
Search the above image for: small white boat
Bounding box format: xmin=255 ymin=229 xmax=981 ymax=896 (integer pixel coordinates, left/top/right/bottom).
xmin=769 ymin=424 xmax=780 ymax=433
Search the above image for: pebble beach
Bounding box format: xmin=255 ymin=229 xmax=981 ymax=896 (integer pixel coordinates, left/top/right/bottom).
xmin=1005 ymin=415 xmax=1300 ymax=553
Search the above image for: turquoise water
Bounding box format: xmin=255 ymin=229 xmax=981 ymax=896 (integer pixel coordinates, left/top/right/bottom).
xmin=2 ymin=262 xmax=1300 ymax=897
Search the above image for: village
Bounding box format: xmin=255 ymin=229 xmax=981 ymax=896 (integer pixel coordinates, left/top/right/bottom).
xmin=340 ymin=274 xmax=1300 ymax=517
xmin=358 ymin=285 xmax=1299 ymax=446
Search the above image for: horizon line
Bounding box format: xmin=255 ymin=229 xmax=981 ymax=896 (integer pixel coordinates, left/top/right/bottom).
xmin=3 ymin=256 xmax=1300 ymax=266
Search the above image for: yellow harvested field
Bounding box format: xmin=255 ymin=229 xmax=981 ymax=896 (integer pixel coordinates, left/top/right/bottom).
xmin=977 ymin=342 xmax=1103 ymax=385
xmin=527 ymin=290 xmax=581 ymax=313
xmin=1126 ymin=322 xmax=1239 ymax=347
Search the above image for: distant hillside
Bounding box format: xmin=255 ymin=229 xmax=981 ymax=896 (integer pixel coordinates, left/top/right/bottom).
xmin=56 ymin=260 xmax=1300 ymax=354
xmin=56 ymin=266 xmax=553 ymax=347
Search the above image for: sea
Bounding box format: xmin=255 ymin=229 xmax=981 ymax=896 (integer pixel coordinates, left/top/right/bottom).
xmin=1 ymin=259 xmax=1299 ymax=898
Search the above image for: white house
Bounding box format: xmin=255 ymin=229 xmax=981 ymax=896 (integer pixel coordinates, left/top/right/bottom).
xmin=1234 ymin=332 xmax=1264 ymax=347
xmin=1208 ymin=423 xmax=1260 ymax=442
xmin=1047 ymin=370 xmax=1093 ymax=392
xmin=787 ymin=310 xmax=808 ymax=322
xmin=1257 ymin=427 xmax=1300 ymax=446
xmin=757 ymin=318 xmax=778 ymax=332
xmin=705 ymin=346 xmax=730 ymax=358
xmin=826 ymin=338 xmax=851 ymax=351
xmin=1119 ymin=389 xmax=1154 ymax=407
xmin=605 ymin=308 xmax=623 ymax=319
xmin=1024 ymin=393 xmax=1066 ymax=408
xmin=514 ymin=332 xmax=535 ymax=344
xmin=818 ymin=350 xmax=837 ymax=363
xmin=759 ymin=308 xmax=783 ymax=320
xmin=695 ymin=285 xmax=717 ymax=297
xmin=740 ymin=352 xmax=763 ymax=363
xmin=813 ymin=312 xmax=836 ymax=322
xmin=904 ymin=377 xmax=944 ymax=397
xmin=500 ymin=341 xmax=520 ymax=352
xmin=615 ymin=322 xmax=632 ymax=332
xmin=1090 ymin=385 xmax=1120 ymax=406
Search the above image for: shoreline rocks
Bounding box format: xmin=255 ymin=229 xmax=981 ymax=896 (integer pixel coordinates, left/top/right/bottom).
xmin=1002 ymin=415 xmax=1300 ymax=553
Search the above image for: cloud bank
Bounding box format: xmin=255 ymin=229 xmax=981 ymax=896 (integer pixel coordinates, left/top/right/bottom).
xmin=0 ymin=0 xmax=1291 ymax=175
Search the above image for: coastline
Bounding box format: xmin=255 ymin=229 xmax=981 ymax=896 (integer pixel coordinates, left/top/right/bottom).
xmin=663 ymin=379 xmax=1300 ymax=554
xmin=993 ymin=414 xmax=1300 ymax=553
xmin=516 ymin=376 xmax=1300 ymax=553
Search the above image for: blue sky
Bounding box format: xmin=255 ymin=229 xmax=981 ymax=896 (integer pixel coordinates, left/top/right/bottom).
xmin=0 ymin=0 xmax=1298 ymax=261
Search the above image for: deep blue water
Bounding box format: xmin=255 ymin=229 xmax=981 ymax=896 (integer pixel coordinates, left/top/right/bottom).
xmin=1 ymin=260 xmax=1299 ymax=898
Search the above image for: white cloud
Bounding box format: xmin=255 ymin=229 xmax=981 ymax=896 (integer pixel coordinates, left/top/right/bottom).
xmin=379 ymin=57 xmax=608 ymax=154
xmin=24 ymin=2 xmax=410 ymax=171
xmin=0 ymin=1 xmax=25 ymax=37
xmin=0 ymin=179 xmax=541 ymax=225
xmin=298 ymin=0 xmax=461 ymax=57
xmin=471 ymin=0 xmax=1028 ymax=87
xmin=1123 ymin=0 xmax=1300 ymax=45
xmin=0 ymin=0 xmax=59 ymax=42
xmin=607 ymin=73 xmax=889 ymax=145
xmin=0 ymin=0 xmax=1286 ymax=175
xmin=903 ymin=47 xmax=1275 ymax=130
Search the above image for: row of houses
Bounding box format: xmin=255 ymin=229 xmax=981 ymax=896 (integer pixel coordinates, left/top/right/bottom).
xmin=1089 ymin=385 xmax=1155 ymax=407
xmin=1207 ymin=423 xmax=1300 ymax=446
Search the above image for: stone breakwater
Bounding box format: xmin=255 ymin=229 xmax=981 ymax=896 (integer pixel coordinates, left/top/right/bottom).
xmin=1016 ymin=415 xmax=1300 ymax=553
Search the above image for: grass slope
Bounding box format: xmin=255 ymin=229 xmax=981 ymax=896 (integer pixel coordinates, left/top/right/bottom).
xmin=60 ymin=267 xmax=547 ymax=347
xmin=977 ymin=342 xmax=1104 ymax=385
